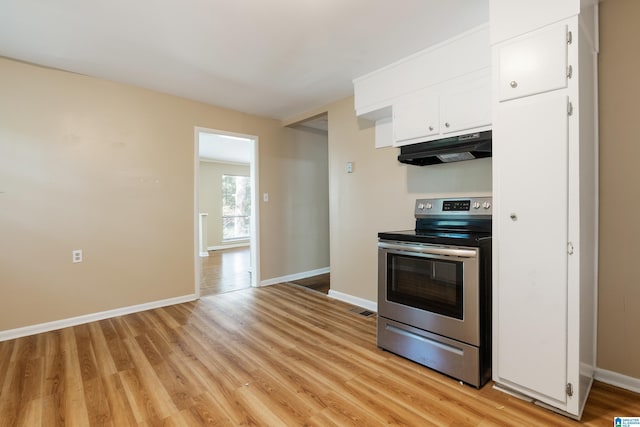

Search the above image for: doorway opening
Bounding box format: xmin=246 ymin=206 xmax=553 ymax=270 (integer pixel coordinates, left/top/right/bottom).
xmin=286 ymin=113 xmax=331 ymax=294
xmin=195 ymin=128 xmax=259 ymax=297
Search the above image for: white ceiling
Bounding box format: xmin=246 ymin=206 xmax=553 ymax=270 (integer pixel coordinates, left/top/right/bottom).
xmin=0 ymin=0 xmax=488 ymax=120
xmin=199 ymin=132 xmax=252 ymax=164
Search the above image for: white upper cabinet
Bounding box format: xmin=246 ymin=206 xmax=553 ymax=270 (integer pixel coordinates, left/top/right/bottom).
xmin=353 ymin=24 xmax=491 ymax=149
xmin=441 ymin=71 xmax=492 ymax=134
xmin=353 ymin=25 xmax=490 ymax=120
xmin=392 ymin=87 xmax=439 ymax=145
xmin=498 ymin=24 xmax=569 ymax=102
xmin=392 ymin=70 xmax=491 ymax=146
xmin=490 ymin=0 xmax=580 ymax=43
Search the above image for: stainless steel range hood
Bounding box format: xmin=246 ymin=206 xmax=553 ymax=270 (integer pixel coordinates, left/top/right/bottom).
xmin=397 ymin=130 xmax=492 ymax=166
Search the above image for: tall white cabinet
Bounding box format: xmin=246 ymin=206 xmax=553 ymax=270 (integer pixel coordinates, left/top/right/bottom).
xmin=491 ymin=1 xmax=599 ymax=419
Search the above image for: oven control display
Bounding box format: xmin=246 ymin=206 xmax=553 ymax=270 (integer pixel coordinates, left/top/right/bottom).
xmin=442 ymin=200 xmax=470 ymax=211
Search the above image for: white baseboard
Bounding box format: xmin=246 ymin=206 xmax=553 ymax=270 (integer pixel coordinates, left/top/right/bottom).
xmin=328 ymin=290 xmax=377 ymax=312
xmin=208 ymin=242 xmax=249 ymax=250
xmin=0 ymin=293 xmax=198 ymax=342
xmin=595 ymin=368 xmax=640 ymax=394
xmin=260 ymin=267 xmax=330 ymax=287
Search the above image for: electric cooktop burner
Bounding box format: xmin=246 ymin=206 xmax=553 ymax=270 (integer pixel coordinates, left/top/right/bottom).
xmin=378 ymin=229 xmax=491 ymax=247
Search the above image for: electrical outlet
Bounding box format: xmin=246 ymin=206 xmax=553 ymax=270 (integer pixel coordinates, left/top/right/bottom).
xmin=72 ymin=249 xmax=83 ymax=263
xmin=263 ymin=193 xmax=269 ymax=202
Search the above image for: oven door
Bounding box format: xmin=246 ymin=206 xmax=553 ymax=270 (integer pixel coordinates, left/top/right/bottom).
xmin=378 ymin=240 xmax=480 ymax=346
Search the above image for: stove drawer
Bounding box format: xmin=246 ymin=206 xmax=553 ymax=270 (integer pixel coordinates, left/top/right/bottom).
xmin=377 ymin=317 xmax=489 ymax=388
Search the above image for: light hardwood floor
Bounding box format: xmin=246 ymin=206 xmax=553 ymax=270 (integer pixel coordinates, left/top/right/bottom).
xmin=289 ymin=273 xmax=330 ymax=294
xmin=200 ymin=247 xmax=251 ymax=296
xmin=0 ymin=284 xmax=638 ymax=426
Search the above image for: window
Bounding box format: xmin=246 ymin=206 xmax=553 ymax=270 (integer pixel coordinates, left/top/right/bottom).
xmin=222 ymin=174 xmax=251 ymax=240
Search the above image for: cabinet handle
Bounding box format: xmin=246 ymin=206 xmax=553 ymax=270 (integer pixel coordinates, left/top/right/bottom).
xmin=510 ymin=213 xmax=517 ymax=221
xmin=510 ymin=81 xmax=518 ymax=88
xmin=428 ymin=125 xmax=434 ymax=131
xmin=444 ymin=122 xmax=450 ymax=128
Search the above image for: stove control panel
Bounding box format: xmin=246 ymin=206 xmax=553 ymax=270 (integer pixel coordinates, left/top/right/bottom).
xmin=415 ymin=197 xmax=492 ymax=216
xmin=443 ymin=199 xmax=471 ymax=211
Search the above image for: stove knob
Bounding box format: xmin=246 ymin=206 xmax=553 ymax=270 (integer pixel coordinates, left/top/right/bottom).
xmin=418 ymin=203 xmax=425 ymax=209
xmin=482 ymin=201 xmax=491 ymax=209
xmin=425 ymin=202 xmax=433 ymax=209
xmin=473 ymin=202 xmax=481 ymax=209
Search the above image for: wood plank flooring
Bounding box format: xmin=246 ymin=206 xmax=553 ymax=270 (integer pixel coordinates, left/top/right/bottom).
xmin=200 ymin=247 xmax=251 ymax=296
xmin=0 ymin=284 xmax=638 ymax=426
xmin=288 ymin=273 xmax=330 ymax=294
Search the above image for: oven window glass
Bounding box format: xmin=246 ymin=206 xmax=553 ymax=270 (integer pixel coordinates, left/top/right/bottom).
xmin=387 ymin=253 xmax=463 ymax=319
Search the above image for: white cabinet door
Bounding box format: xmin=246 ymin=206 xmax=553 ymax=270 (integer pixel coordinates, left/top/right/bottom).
xmin=495 ymin=90 xmax=569 ymax=403
xmin=393 ymin=89 xmax=439 ymax=145
xmin=498 ymin=24 xmax=568 ymax=102
xmin=393 ymin=69 xmax=491 ymax=146
xmin=440 ymin=75 xmax=492 ymax=134
xmin=490 ymin=0 xmax=578 ymax=44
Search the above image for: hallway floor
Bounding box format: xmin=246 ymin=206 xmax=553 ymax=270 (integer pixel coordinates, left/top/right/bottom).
xmin=200 ymin=247 xmax=251 ymax=296
xmin=199 ymin=247 xmax=331 ymax=297
xmin=289 ymin=273 xmax=330 ymax=294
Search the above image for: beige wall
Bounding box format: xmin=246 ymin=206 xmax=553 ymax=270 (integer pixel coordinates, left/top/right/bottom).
xmin=597 ymin=0 xmax=640 ymax=379
xmin=199 ymin=161 xmax=250 ymax=248
xmin=326 ymin=96 xmax=491 ymax=303
xmin=264 ymin=127 xmax=330 ymax=276
xmin=0 ymin=57 xmax=328 ymax=331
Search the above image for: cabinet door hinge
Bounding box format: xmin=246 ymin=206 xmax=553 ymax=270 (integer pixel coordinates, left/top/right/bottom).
xmin=567 ymin=100 xmax=574 ymax=116
xmin=567 ymin=65 xmax=573 ymax=79
xmin=568 ymin=241 xmax=574 ymax=255
xmin=567 ymin=31 xmax=573 ymax=45
xmin=566 ymin=383 xmax=574 ymax=397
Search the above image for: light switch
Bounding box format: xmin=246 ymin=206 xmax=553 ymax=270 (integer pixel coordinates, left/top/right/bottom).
xmin=346 ymin=162 xmax=354 ymax=173
xmin=263 ymin=193 xmax=269 ymax=202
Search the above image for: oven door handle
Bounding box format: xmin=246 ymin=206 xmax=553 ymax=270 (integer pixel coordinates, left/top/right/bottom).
xmin=378 ymin=241 xmax=478 ymax=258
